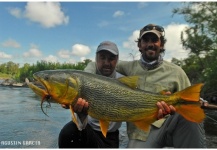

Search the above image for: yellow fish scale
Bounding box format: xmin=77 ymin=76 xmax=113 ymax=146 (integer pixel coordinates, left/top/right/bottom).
xmin=28 ymin=69 xmax=205 ymax=137
xmin=75 ymin=72 xmax=178 ymax=121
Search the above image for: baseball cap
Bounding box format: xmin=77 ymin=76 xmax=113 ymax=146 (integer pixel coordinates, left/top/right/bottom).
xmin=96 ymin=41 xmax=119 ymax=55
xmin=139 ymin=24 xmax=164 ymax=39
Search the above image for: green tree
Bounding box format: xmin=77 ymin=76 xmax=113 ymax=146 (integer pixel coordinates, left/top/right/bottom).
xmin=17 ymin=59 xmax=92 ymax=82
xmin=173 ymin=2 xmax=217 ymax=100
xmin=6 ymin=61 xmax=19 ymax=76
xmin=0 ymin=63 xmax=7 ymax=73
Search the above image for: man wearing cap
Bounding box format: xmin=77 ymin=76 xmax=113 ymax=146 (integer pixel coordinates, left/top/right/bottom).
xmin=116 ymin=24 xmax=206 ymax=148
xmin=76 ymin=39 xmax=177 ymax=148
xmin=58 ymin=41 xmax=123 ymax=148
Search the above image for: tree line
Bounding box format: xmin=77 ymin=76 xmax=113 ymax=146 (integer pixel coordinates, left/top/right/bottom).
xmin=0 ymin=59 xmax=92 ymax=82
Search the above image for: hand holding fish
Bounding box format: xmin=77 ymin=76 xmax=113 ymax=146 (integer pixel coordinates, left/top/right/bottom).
xmin=61 ymin=98 xmax=89 ymax=113
xmin=61 ymin=98 xmax=89 ymax=123
xmin=156 ymin=91 xmax=176 ymax=119
xmin=73 ymin=98 xmax=89 ymax=115
xmin=61 ymin=98 xmax=176 ymax=121
xmin=73 ymin=98 xmax=89 ymax=123
xmin=157 ymin=101 xmax=176 ymax=119
xmin=27 ymin=70 xmax=205 ymax=137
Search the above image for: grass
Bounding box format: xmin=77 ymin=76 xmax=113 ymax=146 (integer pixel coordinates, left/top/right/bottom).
xmin=0 ymin=73 xmax=12 ymax=79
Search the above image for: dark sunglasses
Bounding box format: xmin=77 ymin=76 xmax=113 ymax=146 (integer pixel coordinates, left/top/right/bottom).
xmin=142 ymin=25 xmax=164 ymax=33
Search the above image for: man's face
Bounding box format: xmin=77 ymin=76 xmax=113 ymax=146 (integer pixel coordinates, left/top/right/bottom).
xmin=96 ymin=50 xmax=118 ymax=76
xmin=139 ymin=33 xmax=163 ymax=62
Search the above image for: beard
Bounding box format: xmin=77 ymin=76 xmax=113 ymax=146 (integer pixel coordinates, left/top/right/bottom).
xmin=142 ymin=47 xmax=160 ymax=62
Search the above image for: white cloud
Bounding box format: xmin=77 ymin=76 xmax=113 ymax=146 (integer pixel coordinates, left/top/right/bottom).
xmin=121 ymin=23 xmax=190 ymax=62
xmin=80 ymin=57 xmax=86 ymax=62
xmin=2 ymin=39 xmax=21 ymax=48
xmin=122 ymin=30 xmax=140 ymax=60
xmin=164 ymin=23 xmax=189 ymax=61
xmin=0 ymin=51 xmax=13 ymax=59
xmin=67 ymin=58 xmax=76 ymax=64
xmin=43 ymin=55 xmax=58 ymax=63
xmin=23 ymin=45 xmax=42 ymax=57
xmin=8 ymin=7 xmax=22 ymax=18
xmin=113 ymin=10 xmax=124 ymax=18
xmin=23 ymin=2 xmax=69 ymax=28
xmin=72 ymin=44 xmax=91 ymax=56
xmin=58 ymin=49 xmax=71 ymax=58
xmin=123 ymin=30 xmax=139 ymax=51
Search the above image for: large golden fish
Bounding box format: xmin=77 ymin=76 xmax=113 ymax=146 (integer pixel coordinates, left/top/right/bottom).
xmin=26 ymin=69 xmax=205 ymax=137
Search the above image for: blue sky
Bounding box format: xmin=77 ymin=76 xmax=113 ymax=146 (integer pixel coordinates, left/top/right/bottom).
xmin=0 ymin=2 xmax=190 ymax=67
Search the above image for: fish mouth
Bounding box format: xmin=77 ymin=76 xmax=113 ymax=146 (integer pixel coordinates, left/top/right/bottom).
xmin=25 ymin=76 xmax=51 ymax=116
xmin=33 ymin=74 xmax=49 ymax=93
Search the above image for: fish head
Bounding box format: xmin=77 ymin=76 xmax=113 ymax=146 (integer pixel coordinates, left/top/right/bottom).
xmin=32 ymin=70 xmax=79 ymax=105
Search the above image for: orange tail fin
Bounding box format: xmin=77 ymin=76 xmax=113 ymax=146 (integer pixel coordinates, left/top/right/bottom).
xmin=174 ymin=83 xmax=205 ymax=123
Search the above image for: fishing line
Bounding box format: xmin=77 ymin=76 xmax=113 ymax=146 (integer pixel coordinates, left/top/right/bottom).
xmin=206 ymin=114 xmax=217 ymax=124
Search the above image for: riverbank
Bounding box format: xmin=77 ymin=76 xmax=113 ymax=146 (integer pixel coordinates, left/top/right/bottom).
xmin=0 ymin=78 xmax=27 ymax=87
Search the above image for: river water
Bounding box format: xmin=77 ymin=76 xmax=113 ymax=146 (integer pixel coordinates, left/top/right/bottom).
xmin=0 ymin=85 xmax=216 ymax=148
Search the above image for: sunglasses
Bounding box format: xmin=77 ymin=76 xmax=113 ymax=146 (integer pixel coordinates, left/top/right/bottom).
xmin=142 ymin=25 xmax=164 ymax=33
xmin=143 ymin=25 xmax=164 ymax=32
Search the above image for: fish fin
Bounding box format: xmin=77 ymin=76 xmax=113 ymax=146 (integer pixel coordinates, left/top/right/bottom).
xmin=175 ymin=83 xmax=204 ymax=101
xmin=118 ymin=76 xmax=139 ymax=89
xmin=69 ymin=105 xmax=81 ymax=130
xmin=173 ymin=83 xmax=205 ymax=123
xmin=159 ymin=90 xmax=168 ymax=95
xmin=133 ymin=120 xmax=150 ymax=132
xmin=176 ymin=104 xmax=205 ymax=123
xmin=99 ymin=120 xmax=110 ymax=137
xmin=133 ymin=111 xmax=157 ymax=132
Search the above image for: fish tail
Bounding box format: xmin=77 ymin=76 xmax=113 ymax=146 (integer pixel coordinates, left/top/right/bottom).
xmin=173 ymin=83 xmax=205 ymax=123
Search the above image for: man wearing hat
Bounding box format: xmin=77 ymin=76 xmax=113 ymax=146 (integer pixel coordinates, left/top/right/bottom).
xmin=116 ymin=24 xmax=206 ymax=148
xmin=60 ymin=39 xmax=175 ymax=148
xmin=58 ymin=41 xmax=123 ymax=148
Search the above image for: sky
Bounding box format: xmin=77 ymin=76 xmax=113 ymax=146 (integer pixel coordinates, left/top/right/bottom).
xmin=0 ymin=1 xmax=191 ymax=67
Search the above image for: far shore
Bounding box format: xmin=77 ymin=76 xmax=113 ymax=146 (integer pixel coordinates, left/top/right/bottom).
xmin=0 ymin=78 xmax=27 ymax=87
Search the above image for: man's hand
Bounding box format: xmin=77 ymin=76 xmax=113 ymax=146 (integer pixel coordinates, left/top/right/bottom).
xmin=73 ymin=98 xmax=89 ymax=115
xmin=61 ymin=98 xmax=89 ymax=123
xmin=61 ymin=98 xmax=89 ymax=114
xmin=200 ymin=98 xmax=209 ymax=107
xmin=156 ymin=91 xmax=176 ymax=119
xmin=157 ymin=101 xmax=176 ymax=119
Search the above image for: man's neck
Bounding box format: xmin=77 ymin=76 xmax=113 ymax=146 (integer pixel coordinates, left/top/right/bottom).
xmin=142 ymin=56 xmax=157 ymax=64
xmin=140 ymin=55 xmax=163 ymax=70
